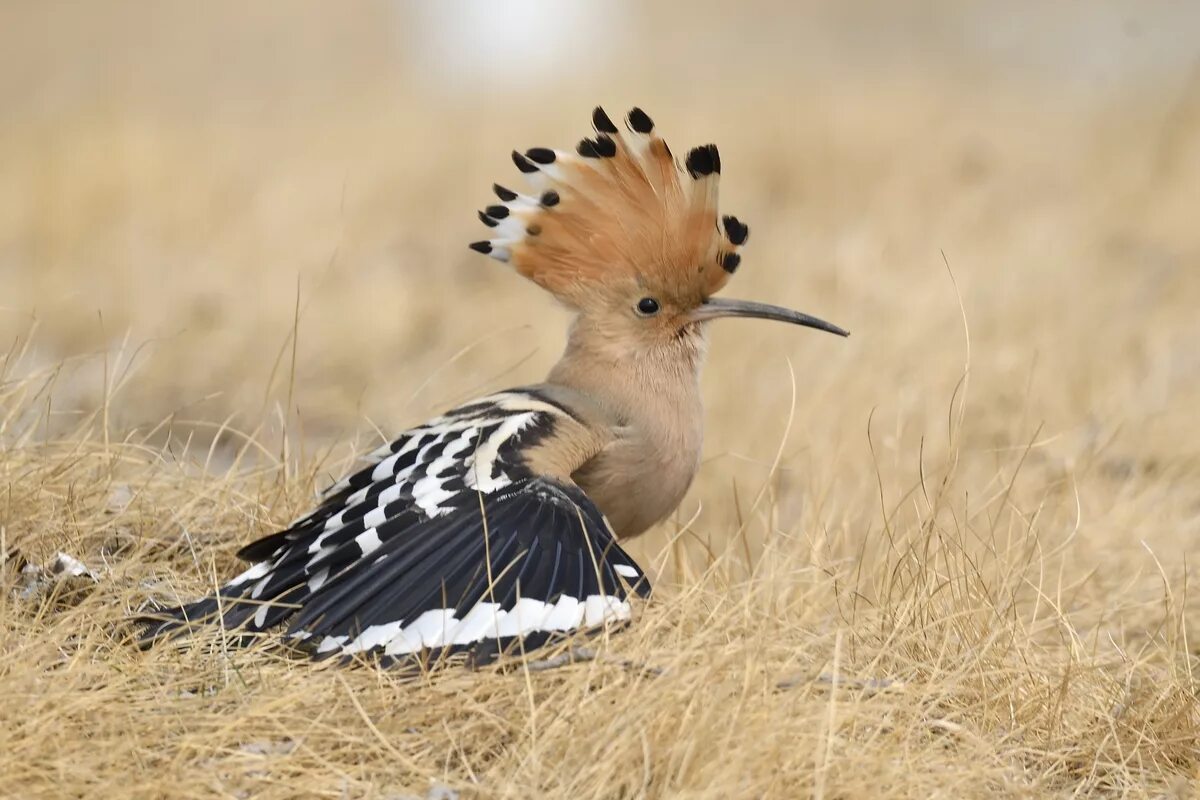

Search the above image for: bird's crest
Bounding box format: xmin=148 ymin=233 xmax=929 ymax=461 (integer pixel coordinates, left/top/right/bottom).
xmin=471 ymin=106 xmax=749 ymax=308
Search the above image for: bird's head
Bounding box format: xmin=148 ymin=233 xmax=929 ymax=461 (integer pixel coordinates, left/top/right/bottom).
xmin=471 ymin=107 xmax=848 ymax=360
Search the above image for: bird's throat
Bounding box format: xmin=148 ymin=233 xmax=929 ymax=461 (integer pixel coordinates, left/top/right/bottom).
xmin=547 ymin=319 xmax=707 ymax=426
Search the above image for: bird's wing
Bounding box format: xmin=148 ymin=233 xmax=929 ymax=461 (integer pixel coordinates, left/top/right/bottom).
xmin=236 ymin=389 xmax=578 ymax=563
xmin=141 ymin=389 xmax=649 ymax=664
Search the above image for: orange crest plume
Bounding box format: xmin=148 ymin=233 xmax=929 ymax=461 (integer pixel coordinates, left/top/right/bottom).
xmin=470 ymin=107 xmax=749 ymax=309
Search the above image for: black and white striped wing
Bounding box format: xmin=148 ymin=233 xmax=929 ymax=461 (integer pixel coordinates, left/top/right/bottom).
xmin=236 ymin=390 xmax=567 ymax=566
xmin=291 ymin=477 xmax=647 ymax=663
xmin=141 ymin=391 xmax=649 ymax=662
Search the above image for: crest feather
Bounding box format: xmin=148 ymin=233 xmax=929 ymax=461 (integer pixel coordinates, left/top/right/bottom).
xmin=472 ymin=106 xmax=749 ymax=307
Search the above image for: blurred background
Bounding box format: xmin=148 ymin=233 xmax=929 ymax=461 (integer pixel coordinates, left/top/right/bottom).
xmin=2 ymin=1 xmax=1198 ymax=564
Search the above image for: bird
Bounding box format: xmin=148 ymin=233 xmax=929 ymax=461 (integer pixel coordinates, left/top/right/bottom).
xmin=140 ymin=106 xmax=848 ymax=667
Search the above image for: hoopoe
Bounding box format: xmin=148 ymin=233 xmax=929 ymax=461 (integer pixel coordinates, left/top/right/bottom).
xmin=142 ymin=106 xmax=848 ymax=666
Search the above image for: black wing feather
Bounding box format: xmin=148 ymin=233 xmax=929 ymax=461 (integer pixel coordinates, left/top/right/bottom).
xmin=141 ymin=392 xmax=649 ymax=664
xmin=141 ymin=478 xmax=649 ymax=663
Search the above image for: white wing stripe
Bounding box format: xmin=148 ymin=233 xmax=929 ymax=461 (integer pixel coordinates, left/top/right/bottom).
xmin=412 ymin=429 xmax=477 ymax=516
xmin=393 ymin=432 xmax=426 ymax=457
xmin=362 ymin=506 xmax=387 ymax=530
xmin=466 ymin=412 xmax=537 ymax=493
xmin=354 ymin=528 xmax=382 ymax=556
xmin=363 ymin=594 xmax=629 ymax=658
xmin=542 ymin=595 xmax=586 ymax=631
xmin=307 ymin=567 xmax=330 ymax=593
xmin=370 ymin=451 xmax=403 ymax=482
xmin=342 ymin=620 xmax=403 ymax=655
xmin=226 ymin=561 xmax=270 ymax=587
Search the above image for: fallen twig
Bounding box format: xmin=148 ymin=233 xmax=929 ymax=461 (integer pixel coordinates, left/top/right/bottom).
xmin=525 ymin=645 xmax=664 ymax=677
xmin=776 ymin=672 xmax=902 ymax=694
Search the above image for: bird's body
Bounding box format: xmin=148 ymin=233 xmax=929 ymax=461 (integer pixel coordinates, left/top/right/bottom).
xmin=142 ymin=106 xmax=847 ymax=665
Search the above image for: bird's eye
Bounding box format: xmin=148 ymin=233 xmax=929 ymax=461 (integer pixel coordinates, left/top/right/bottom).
xmin=636 ymin=297 xmax=660 ymax=316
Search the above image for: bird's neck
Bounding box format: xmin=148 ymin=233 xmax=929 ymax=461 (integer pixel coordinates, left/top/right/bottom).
xmin=546 ymin=318 xmax=708 ymax=428
xmin=545 ymin=317 xmax=709 ymax=538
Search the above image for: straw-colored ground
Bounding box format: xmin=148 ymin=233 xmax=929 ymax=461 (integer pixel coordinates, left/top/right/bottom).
xmin=2 ymin=5 xmax=1199 ymax=798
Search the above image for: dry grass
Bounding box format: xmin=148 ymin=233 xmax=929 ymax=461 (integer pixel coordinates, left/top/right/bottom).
xmin=2 ymin=6 xmax=1200 ymax=797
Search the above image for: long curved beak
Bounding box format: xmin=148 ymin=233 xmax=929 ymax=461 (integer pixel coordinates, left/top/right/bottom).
xmin=690 ymin=297 xmax=850 ymax=337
